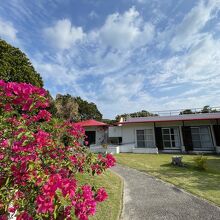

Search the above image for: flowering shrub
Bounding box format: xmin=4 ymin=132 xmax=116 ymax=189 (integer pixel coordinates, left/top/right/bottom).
xmin=193 ymin=155 xmax=207 ymax=170
xmin=0 ymin=80 xmax=116 ymax=220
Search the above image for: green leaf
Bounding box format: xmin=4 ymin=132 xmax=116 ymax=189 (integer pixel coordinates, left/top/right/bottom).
xmin=5 ymin=177 xmax=10 ymax=185
xmin=22 ymin=139 xmax=29 ymax=146
xmin=17 ymin=132 xmax=24 ymax=139
xmin=53 ymin=205 xmax=58 ymax=219
xmin=28 ymin=163 xmax=35 ymax=171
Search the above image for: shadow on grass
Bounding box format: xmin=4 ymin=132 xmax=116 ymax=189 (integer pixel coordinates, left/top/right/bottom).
xmin=154 ymin=162 xmax=220 ymax=192
xmin=131 ymin=160 xmax=220 ymax=192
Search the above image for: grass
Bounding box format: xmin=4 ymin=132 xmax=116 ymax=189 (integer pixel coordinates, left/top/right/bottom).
xmin=115 ymin=153 xmax=220 ymax=206
xmin=76 ymin=170 xmax=123 ymax=220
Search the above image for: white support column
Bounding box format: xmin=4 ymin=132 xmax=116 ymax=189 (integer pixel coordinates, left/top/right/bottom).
xmin=179 ymin=126 xmax=185 ymax=153
xmin=153 ymin=125 xmax=157 ymax=148
xmin=134 ymin=128 xmax=137 ymax=148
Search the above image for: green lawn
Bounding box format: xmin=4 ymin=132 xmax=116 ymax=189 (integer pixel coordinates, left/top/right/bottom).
xmin=76 ymin=170 xmax=123 ymax=220
xmin=115 ymin=153 xmax=220 ymax=206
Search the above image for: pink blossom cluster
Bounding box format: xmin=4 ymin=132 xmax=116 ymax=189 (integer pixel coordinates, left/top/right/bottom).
xmin=101 ymin=153 xmax=116 ymax=168
xmin=35 ymin=175 xmax=108 ymax=220
xmin=0 ymin=80 xmax=49 ymax=112
xmin=36 ymin=174 xmax=77 ymax=214
xmin=65 ymin=122 xmax=86 ymax=140
xmin=74 ymin=185 xmax=108 ymax=220
xmin=32 ymin=110 xmax=52 ymax=122
xmin=91 ymin=153 xmax=116 ymax=174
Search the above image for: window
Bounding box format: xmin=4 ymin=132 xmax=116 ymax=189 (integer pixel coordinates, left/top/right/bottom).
xmin=191 ymin=126 xmax=213 ymax=149
xmin=136 ymin=129 xmax=154 ymax=148
xmin=162 ymin=127 xmax=180 ymax=148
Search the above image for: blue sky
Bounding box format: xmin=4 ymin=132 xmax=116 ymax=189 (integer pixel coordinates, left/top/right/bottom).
xmin=0 ymin=0 xmax=220 ymax=119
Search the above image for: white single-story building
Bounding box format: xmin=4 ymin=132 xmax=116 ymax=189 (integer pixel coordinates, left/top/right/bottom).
xmin=108 ymin=113 xmax=220 ymax=154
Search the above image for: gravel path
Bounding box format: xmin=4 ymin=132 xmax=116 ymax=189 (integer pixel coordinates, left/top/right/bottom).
xmin=111 ymin=164 xmax=220 ymax=220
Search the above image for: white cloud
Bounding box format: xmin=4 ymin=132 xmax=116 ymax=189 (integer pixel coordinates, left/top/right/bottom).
xmin=182 ymin=36 xmax=220 ymax=79
xmin=32 ymin=53 xmax=82 ymax=88
xmin=43 ymin=19 xmax=85 ymax=50
xmin=98 ymin=7 xmax=154 ymax=50
xmin=34 ymin=62 xmax=72 ymax=85
xmin=101 ymin=73 xmax=145 ymax=101
xmin=93 ymin=73 xmax=154 ymax=117
xmin=170 ymin=0 xmax=220 ymax=51
xmin=158 ymin=91 xmax=220 ymax=112
xmin=150 ymin=34 xmax=220 ymax=90
xmin=41 ymin=7 xmax=154 ymax=75
xmin=0 ymin=18 xmax=17 ymax=41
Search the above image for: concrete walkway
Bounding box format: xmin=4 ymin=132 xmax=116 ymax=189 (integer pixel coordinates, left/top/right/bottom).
xmin=111 ymin=165 xmax=220 ymax=220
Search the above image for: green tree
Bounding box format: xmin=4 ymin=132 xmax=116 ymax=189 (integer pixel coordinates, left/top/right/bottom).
xmin=75 ymin=97 xmax=102 ymax=121
xmin=54 ymin=94 xmax=79 ymax=121
xmin=0 ymin=39 xmax=43 ymax=87
xmin=179 ymin=109 xmax=194 ymax=115
xmin=102 ymin=118 xmax=117 ymax=125
xmin=200 ymin=105 xmax=219 ymax=113
xmin=201 ymin=105 xmax=211 ymax=113
xmin=46 ymin=92 xmax=57 ymax=116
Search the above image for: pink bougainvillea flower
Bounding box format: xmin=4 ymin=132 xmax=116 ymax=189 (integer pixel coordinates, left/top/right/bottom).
xmin=16 ymin=211 xmax=33 ymax=220
xmin=95 ymin=188 xmax=108 ymax=202
xmin=0 ymin=214 xmax=8 ymax=220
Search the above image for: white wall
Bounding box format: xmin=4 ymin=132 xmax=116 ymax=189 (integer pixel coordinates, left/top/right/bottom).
xmin=121 ymin=123 xmax=156 ymax=147
xmin=108 ymin=126 xmax=122 ymax=137
xmin=90 ymin=145 xmax=120 ymax=154
xmin=121 ymin=125 xmax=136 ymax=144
xmin=133 ymin=148 xmax=158 ymax=154
xmin=120 ymin=143 xmax=133 ymax=153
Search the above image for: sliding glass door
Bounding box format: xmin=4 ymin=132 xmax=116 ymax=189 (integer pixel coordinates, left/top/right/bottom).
xmin=191 ymin=126 xmax=213 ymax=150
xmin=162 ymin=127 xmax=181 ymax=149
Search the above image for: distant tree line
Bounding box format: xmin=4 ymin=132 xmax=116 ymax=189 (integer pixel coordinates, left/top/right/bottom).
xmin=114 ymin=106 xmax=220 ymax=122
xmin=115 ymin=110 xmax=158 ymax=122
xmin=179 ymin=105 xmax=219 ymax=115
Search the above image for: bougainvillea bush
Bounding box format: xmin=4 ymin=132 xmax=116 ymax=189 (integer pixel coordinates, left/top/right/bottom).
xmin=0 ymin=80 xmax=116 ymax=220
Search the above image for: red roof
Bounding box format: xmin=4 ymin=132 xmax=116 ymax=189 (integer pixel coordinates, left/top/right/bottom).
xmin=74 ymin=119 xmax=108 ymax=127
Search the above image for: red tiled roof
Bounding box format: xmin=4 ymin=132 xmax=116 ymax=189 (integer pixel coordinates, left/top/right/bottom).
xmin=118 ymin=113 xmax=220 ymax=125
xmin=74 ymin=119 xmax=108 ymax=127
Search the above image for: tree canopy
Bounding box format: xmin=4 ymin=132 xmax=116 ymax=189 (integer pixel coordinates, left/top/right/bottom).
xmin=179 ymin=109 xmax=194 ymax=115
xmin=0 ymin=39 xmax=43 ymax=87
xmin=115 ymin=110 xmax=157 ymax=121
xmin=54 ymin=94 xmax=79 ymax=121
xmin=75 ymin=96 xmax=102 ymax=121
xmin=52 ymin=94 xmax=102 ymax=122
